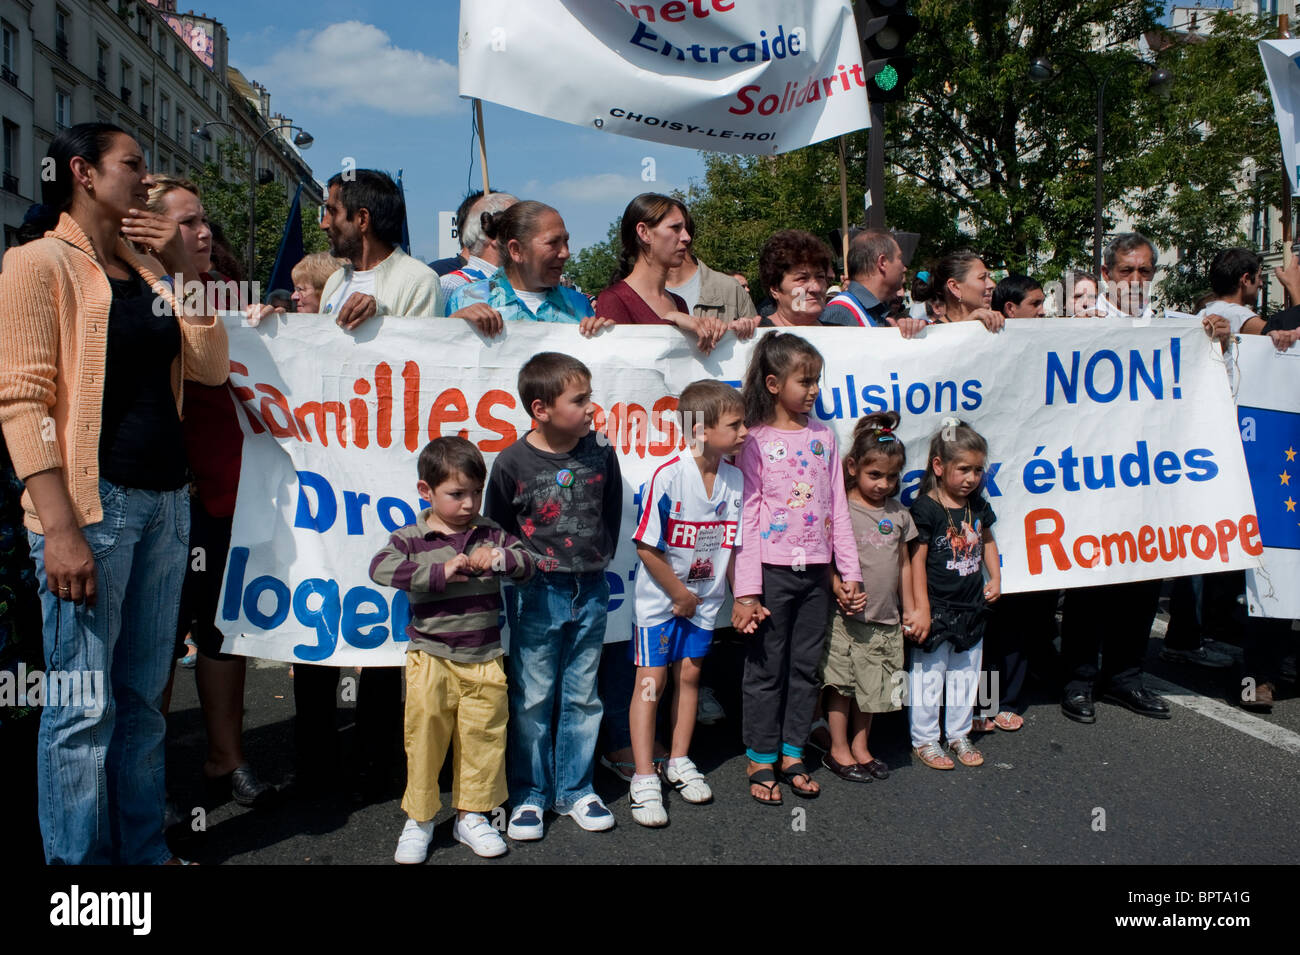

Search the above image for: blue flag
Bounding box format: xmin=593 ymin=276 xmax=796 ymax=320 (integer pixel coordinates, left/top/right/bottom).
xmin=265 ymin=182 xmax=304 ymax=304
xmin=397 ymin=168 xmax=411 ymax=256
xmin=1238 ymin=405 xmax=1300 ymax=551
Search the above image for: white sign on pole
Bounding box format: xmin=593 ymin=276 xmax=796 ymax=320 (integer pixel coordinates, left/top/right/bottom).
xmin=458 ymin=0 xmax=871 ymax=156
xmin=1259 ymin=38 xmax=1300 ymax=197
xmin=438 ymin=210 xmax=458 ymax=260
xmin=217 ymin=319 xmax=1261 ymax=666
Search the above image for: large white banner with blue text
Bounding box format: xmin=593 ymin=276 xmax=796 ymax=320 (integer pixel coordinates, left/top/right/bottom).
xmin=1260 ymin=38 xmax=1300 ymax=197
xmin=218 ymin=318 xmax=1261 ymax=666
xmin=458 ymin=0 xmax=871 ymax=156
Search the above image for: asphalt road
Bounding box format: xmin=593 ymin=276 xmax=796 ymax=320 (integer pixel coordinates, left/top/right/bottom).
xmin=163 ymin=609 xmax=1300 ymax=866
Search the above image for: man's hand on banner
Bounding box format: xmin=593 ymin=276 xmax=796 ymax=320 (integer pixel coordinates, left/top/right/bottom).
xmin=578 ymin=315 xmax=617 ymax=338
xmin=893 ymin=316 xmax=927 ymax=339
xmin=335 ymin=292 xmax=378 ymax=331
xmin=1202 ymin=313 xmax=1232 ymax=346
xmin=453 ymin=303 xmax=505 ymax=338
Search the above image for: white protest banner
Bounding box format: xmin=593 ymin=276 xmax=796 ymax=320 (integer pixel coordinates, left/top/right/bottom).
xmin=1236 ymin=335 xmax=1300 ymax=619
xmin=1260 ymin=38 xmax=1300 ymax=197
xmin=218 ymin=319 xmax=1260 ymax=667
xmin=457 ymin=0 xmax=870 ymax=156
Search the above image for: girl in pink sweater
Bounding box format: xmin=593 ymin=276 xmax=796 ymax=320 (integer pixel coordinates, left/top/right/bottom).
xmin=733 ymin=332 xmax=861 ymax=804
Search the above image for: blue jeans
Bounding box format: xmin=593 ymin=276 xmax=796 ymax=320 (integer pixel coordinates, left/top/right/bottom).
xmin=505 ymin=571 xmax=608 ymax=812
xmin=30 ymin=479 xmax=189 ymax=864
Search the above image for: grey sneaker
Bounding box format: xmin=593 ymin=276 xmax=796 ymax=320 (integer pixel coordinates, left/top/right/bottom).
xmin=1160 ymin=646 xmax=1233 ymax=669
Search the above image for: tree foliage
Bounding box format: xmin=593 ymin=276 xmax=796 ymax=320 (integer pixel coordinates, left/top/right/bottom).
xmin=659 ymin=1 xmax=1281 ymax=309
xmin=193 ymin=139 xmax=329 ymax=288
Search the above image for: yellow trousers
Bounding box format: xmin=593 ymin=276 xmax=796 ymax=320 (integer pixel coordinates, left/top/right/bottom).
xmin=401 ymin=652 xmax=508 ymax=821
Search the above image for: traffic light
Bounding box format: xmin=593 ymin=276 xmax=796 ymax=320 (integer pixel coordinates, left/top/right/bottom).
xmin=859 ymin=0 xmax=919 ymax=103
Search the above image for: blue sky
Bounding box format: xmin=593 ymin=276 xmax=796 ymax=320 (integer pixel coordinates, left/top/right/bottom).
xmin=217 ymin=0 xmax=708 ymax=259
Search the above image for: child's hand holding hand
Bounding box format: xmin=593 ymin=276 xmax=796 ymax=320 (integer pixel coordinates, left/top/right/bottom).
xmin=731 ymin=598 xmax=767 ymax=634
xmin=902 ymin=608 xmax=929 ymax=644
xmin=468 ymin=546 xmax=501 ymax=574
xmin=443 ymin=553 xmax=472 ymax=583
xmin=838 ymin=580 xmax=866 ymax=615
xmin=672 ymin=589 xmax=700 ymax=619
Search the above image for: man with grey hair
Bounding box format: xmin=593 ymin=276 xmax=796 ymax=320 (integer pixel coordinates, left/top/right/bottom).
xmin=440 ymin=191 xmax=518 ymax=303
xmin=822 ymin=229 xmax=925 ymax=336
xmin=1097 ymin=232 xmax=1158 ymax=319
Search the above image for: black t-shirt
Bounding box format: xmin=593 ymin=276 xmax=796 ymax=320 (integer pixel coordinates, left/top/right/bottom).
xmin=910 ymin=493 xmax=996 ymax=606
xmin=1264 ymin=305 xmax=1300 ymax=332
xmin=98 ymin=272 xmax=187 ymax=491
xmin=484 ymin=431 xmax=623 ymax=574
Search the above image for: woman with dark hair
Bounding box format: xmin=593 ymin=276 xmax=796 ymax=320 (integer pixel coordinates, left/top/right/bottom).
xmin=595 ymin=193 xmax=728 ymax=352
xmin=909 ymin=252 xmax=1005 ymax=332
xmin=1066 ymin=269 xmax=1100 ymax=317
xmin=756 ymin=229 xmax=834 ymax=327
xmin=0 ymin=123 xmax=228 ymax=864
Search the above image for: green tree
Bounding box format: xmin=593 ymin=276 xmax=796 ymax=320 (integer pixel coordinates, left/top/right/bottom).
xmin=566 ymin=217 xmax=621 ymax=296
xmin=193 ymin=139 xmax=328 ymax=289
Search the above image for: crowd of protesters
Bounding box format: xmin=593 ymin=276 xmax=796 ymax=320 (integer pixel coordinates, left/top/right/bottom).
xmin=0 ymin=122 xmax=1296 ymax=865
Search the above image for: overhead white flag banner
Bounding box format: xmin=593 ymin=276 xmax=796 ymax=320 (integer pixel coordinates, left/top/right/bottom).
xmin=1260 ymin=38 xmax=1300 ymax=197
xmin=217 ymin=319 xmax=1261 ymax=667
xmin=1235 ymin=335 xmax=1300 ymax=619
xmin=457 ymin=0 xmax=871 ymax=156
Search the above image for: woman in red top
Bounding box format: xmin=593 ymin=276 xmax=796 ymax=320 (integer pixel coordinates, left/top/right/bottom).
xmin=595 ymin=193 xmax=732 ymax=353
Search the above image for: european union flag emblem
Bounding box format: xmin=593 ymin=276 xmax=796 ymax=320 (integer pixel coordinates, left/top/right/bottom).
xmin=1239 ymin=406 xmax=1300 ymax=550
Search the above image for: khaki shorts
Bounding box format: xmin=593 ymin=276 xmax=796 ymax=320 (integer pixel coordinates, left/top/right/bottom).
xmin=819 ymin=613 xmax=904 ymax=714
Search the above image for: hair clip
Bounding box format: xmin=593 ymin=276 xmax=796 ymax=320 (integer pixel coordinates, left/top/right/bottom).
xmin=915 ymin=270 xmax=930 ymax=283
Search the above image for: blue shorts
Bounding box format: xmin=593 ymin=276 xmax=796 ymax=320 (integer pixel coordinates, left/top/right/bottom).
xmin=632 ymin=618 xmax=713 ymax=667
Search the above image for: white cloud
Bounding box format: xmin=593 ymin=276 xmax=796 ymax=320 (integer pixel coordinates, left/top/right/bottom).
xmin=523 ymin=172 xmax=672 ymax=204
xmin=240 ymin=22 xmax=459 ymax=117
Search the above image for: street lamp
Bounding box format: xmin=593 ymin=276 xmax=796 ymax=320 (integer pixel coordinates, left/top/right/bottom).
xmin=195 ymin=120 xmax=313 ymax=282
xmin=1029 ymin=53 xmax=1172 ymax=277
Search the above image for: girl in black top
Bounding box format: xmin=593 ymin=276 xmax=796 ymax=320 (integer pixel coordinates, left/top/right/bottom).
xmin=907 ymin=418 xmax=1001 ymax=770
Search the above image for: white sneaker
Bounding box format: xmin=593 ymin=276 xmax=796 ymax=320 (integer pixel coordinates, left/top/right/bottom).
xmin=697 ymin=686 xmax=725 ymax=724
xmin=507 ymin=804 xmax=545 ymax=841
xmin=629 ymin=776 xmax=668 ymax=828
xmin=663 ymin=757 xmax=713 ymax=804
xmin=393 ymin=818 xmax=434 ymax=864
xmin=564 ymin=793 xmax=616 ymax=832
xmin=453 ymin=812 xmax=508 ymax=858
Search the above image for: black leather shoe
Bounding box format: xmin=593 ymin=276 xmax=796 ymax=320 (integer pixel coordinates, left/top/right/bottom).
xmin=1061 ymin=688 xmax=1096 ymax=724
xmin=207 ymin=764 xmax=278 ymax=808
xmin=1103 ymin=686 xmax=1171 ymax=720
xmin=821 ymin=752 xmax=873 ymax=783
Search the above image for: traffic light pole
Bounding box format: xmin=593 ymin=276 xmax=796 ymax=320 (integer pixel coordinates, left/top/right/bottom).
xmin=868 ymin=97 xmax=885 ymax=228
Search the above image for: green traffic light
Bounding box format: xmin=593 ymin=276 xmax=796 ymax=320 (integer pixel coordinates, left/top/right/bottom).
xmin=874 ymin=64 xmax=899 ymax=91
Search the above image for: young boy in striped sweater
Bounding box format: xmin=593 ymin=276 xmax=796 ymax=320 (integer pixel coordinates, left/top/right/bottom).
xmin=370 ymin=436 xmax=534 ymax=863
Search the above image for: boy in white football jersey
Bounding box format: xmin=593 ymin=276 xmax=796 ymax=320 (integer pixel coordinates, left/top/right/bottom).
xmin=627 ymin=380 xmax=749 ymax=827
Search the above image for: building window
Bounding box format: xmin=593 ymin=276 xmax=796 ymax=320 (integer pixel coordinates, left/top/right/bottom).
xmin=215 ymin=92 xmax=222 ymax=116
xmin=2 ymin=21 xmax=17 ymax=80
xmin=160 ymin=94 xmax=169 ymax=133
xmin=55 ymin=89 xmax=71 ymax=130
xmin=202 ymin=76 xmax=210 ymax=101
xmin=176 ymin=108 xmax=185 ymax=144
xmin=189 ymin=63 xmax=196 ymax=87
xmin=3 ymin=118 xmax=18 ymax=183
xmin=173 ymin=43 xmax=181 ymax=72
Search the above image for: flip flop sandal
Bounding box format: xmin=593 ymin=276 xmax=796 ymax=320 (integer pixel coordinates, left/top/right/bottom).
xmin=913 ymin=742 xmax=954 ymax=771
xmin=779 ymin=761 xmax=820 ymax=799
xmin=747 ymin=768 xmax=783 ymax=806
xmin=993 ymin=711 xmax=1024 ymax=731
xmin=948 ymin=737 xmax=984 ymax=767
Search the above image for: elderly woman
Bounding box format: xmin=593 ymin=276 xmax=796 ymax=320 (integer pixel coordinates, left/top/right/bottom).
xmin=0 ymin=123 xmax=228 ymax=864
xmin=245 ymin=251 xmax=346 ymax=323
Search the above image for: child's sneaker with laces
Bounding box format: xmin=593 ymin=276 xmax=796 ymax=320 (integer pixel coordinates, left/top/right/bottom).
xmin=453 ymin=812 xmax=508 ymax=857
xmin=565 ymin=793 xmax=616 ymax=832
xmin=394 ymin=817 xmax=435 ymax=864
xmin=663 ymin=757 xmax=712 ymax=804
xmin=629 ymin=776 xmax=668 ymax=828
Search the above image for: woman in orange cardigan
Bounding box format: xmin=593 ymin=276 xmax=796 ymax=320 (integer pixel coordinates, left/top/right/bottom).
xmin=0 ymin=123 xmax=228 ymax=864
